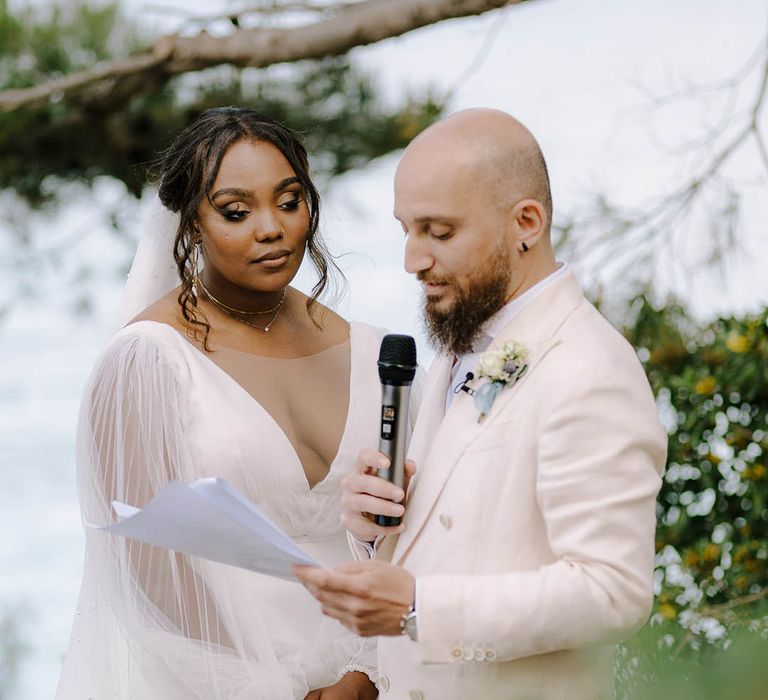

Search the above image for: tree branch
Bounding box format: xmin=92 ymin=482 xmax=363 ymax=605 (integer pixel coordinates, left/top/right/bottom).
xmin=0 ymin=0 xmax=519 ymax=113
xmin=556 ymin=40 xmax=768 ymax=291
xmin=700 ymin=587 xmax=768 ymax=617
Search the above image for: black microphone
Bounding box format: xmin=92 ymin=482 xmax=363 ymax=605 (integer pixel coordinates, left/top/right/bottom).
xmin=375 ymin=334 xmax=417 ymax=527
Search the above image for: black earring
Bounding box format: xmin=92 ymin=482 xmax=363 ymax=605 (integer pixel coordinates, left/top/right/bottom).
xmin=521 ymin=242 xmax=529 ymax=252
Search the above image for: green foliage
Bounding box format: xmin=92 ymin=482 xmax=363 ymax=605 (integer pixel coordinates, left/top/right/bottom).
xmin=617 ymin=297 xmax=768 ymax=694
xmin=0 ymin=1 xmax=444 ymax=208
xmin=0 ymin=0 xmax=140 ymax=89
xmin=629 ymin=298 xmax=768 ymax=610
xmin=0 ymin=0 xmax=145 ymax=204
xmin=617 ymin=611 xmax=768 ymax=699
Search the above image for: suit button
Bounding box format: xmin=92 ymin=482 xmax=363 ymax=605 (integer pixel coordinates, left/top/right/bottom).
xmin=378 ymin=675 xmax=390 ymax=692
xmin=462 ymin=647 xmax=474 ymax=661
xmin=409 ymin=691 xmax=424 ymax=700
xmin=485 ymin=648 xmax=497 ymax=661
xmin=474 ymin=648 xmax=485 ymax=661
xmin=439 ymin=513 xmax=452 ymax=529
xmin=450 ymin=646 xmax=463 ymax=660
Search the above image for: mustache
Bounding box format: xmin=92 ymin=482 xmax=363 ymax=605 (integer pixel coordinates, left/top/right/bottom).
xmin=417 ymin=272 xmax=453 ymax=286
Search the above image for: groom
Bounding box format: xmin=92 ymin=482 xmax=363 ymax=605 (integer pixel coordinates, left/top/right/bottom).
xmin=296 ymin=109 xmax=667 ymax=699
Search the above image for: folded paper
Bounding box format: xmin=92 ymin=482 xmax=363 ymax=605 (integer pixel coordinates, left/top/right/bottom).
xmin=89 ymin=477 xmax=317 ymax=580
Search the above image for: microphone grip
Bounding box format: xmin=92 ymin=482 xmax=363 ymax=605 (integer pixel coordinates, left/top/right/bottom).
xmin=375 ymin=382 xmax=411 ymax=527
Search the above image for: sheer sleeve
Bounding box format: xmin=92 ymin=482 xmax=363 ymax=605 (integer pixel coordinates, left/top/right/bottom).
xmin=67 ymin=327 xmax=304 ymax=699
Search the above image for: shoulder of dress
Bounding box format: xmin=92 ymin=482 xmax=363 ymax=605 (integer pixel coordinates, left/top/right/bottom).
xmin=348 ymin=320 xmax=384 ymax=334
xmin=100 ymin=321 xmax=193 ymax=379
xmin=348 ymin=321 xmax=387 ymax=347
xmin=111 ymin=319 xmax=184 ymax=346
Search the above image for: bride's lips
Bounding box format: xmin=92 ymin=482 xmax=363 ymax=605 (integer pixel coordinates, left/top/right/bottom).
xmin=251 ymin=249 xmax=292 ymax=268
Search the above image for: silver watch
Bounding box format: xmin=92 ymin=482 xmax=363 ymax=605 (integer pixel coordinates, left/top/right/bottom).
xmin=400 ymin=605 xmax=418 ymax=641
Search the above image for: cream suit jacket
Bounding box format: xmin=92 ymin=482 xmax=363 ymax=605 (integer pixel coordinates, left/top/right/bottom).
xmin=364 ymin=270 xmax=667 ymax=700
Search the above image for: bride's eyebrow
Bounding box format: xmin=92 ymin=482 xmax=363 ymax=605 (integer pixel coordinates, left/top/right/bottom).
xmin=211 ymin=187 xmax=252 ymax=200
xmin=210 ymin=178 xmax=300 ymax=201
xmin=274 ymin=177 xmax=300 ymax=193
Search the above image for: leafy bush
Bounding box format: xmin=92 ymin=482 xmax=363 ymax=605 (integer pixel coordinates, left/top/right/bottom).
xmin=618 ymin=298 xmax=768 ymax=695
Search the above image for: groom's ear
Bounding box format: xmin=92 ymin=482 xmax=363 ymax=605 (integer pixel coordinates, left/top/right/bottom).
xmin=511 ymin=198 xmax=547 ymax=253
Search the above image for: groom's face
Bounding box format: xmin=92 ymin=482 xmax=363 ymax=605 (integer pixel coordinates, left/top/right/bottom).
xmin=394 ymin=151 xmax=519 ymax=353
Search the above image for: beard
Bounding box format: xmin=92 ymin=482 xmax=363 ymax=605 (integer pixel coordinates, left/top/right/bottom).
xmin=421 ymin=244 xmax=513 ymax=356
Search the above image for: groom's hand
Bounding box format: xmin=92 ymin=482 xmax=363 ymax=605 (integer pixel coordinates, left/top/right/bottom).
xmin=294 ymin=560 xmax=414 ymax=637
xmin=340 ymin=449 xmax=416 ymax=541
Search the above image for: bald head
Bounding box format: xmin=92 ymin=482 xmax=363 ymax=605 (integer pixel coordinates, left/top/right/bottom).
xmin=395 ymin=110 xmax=559 ymax=352
xmin=398 ymin=108 xmax=552 ymax=233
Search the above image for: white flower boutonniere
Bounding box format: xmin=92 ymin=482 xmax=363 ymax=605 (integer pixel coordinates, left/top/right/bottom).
xmin=473 ymin=340 xmax=529 ymax=422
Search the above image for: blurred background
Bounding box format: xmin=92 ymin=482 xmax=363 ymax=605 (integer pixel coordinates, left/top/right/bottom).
xmin=1 ymin=0 xmax=767 ymax=697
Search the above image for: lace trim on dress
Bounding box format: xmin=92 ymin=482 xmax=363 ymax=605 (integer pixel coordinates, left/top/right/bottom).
xmin=337 ymin=663 xmax=379 ymax=685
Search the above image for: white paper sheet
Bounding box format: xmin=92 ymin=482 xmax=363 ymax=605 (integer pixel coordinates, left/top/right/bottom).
xmin=89 ymin=477 xmax=317 ymax=581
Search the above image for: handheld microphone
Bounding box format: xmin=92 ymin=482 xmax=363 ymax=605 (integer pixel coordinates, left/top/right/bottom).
xmin=375 ymin=334 xmax=417 ymax=527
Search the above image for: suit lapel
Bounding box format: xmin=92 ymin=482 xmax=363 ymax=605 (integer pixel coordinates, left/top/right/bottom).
xmin=392 ymin=270 xmax=586 ymax=565
xmin=393 ymin=384 xmax=484 ymax=563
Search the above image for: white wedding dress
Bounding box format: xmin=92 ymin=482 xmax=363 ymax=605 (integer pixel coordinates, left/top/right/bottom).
xmin=56 ymin=318 xmax=392 ymax=699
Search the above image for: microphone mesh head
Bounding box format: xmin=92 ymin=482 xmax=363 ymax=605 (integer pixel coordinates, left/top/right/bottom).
xmin=378 ymin=334 xmax=417 ymax=383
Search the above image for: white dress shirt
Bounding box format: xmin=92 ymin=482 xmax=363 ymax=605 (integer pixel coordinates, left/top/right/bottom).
xmin=446 ymin=262 xmax=568 ymax=412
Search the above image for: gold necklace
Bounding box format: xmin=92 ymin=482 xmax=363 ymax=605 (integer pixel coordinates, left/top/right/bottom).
xmin=197 ymin=277 xmax=286 ymax=315
xmin=197 ymin=278 xmax=287 ymax=333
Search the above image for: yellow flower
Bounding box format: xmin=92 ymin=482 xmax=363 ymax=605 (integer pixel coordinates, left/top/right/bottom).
xmin=726 ymin=332 xmax=750 ymax=353
xmin=733 ymin=546 xmax=750 ymax=564
xmin=702 ymin=543 xmax=720 ymax=563
xmin=694 ymin=376 xmax=716 ymax=395
xmin=743 ymin=464 xmax=766 ymax=481
xmin=659 ymin=603 xmax=677 ymax=620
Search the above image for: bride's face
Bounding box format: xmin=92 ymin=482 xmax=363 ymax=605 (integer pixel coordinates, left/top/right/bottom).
xmin=197 ymin=138 xmax=310 ymax=294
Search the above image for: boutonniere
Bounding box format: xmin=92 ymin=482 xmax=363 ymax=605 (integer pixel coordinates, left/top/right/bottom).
xmin=473 ymin=341 xmax=528 ymax=422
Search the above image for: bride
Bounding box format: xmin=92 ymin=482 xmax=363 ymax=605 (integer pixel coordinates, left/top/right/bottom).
xmin=57 ymin=108 xmax=410 ymax=699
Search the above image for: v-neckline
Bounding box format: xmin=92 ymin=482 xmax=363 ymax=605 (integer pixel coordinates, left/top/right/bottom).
xmin=131 ymin=320 xmax=356 ymax=493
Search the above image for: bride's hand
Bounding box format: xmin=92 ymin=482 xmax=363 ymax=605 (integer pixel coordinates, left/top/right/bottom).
xmin=303 ymin=671 xmax=378 ymax=699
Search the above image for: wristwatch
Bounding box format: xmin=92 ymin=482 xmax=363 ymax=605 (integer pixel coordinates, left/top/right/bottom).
xmin=400 ymin=604 xmax=418 ymax=641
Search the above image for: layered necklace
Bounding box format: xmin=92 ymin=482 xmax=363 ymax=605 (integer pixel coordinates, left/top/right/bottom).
xmin=197 ymin=277 xmax=287 ymax=333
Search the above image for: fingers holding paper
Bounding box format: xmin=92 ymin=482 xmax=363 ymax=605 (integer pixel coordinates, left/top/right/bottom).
xmin=339 ymin=449 xmax=417 ymax=541
xmin=294 ymin=560 xmax=414 ymax=637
